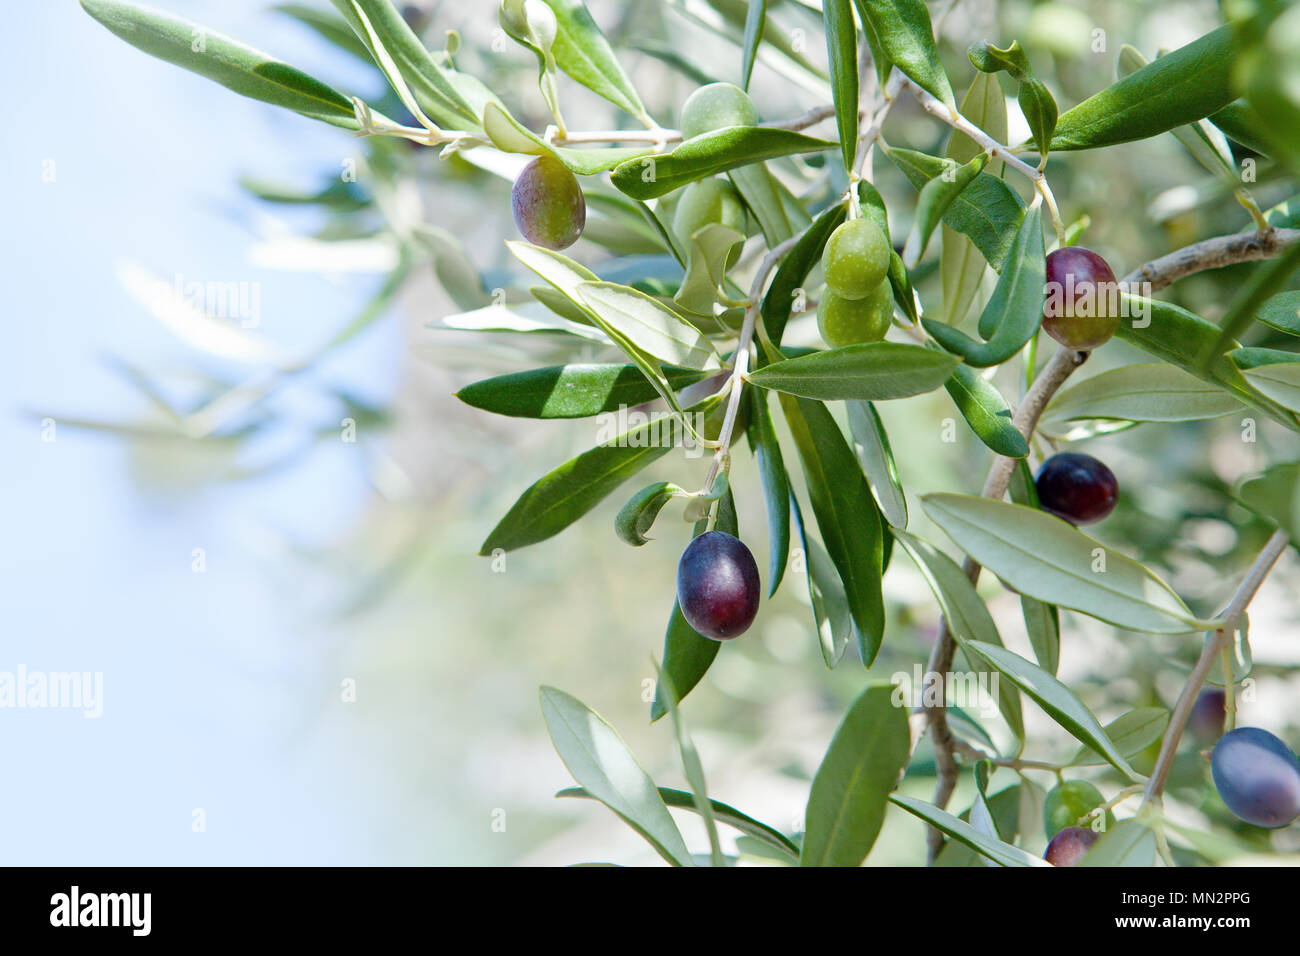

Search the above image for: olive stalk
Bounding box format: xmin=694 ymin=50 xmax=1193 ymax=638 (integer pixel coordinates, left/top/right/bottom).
xmin=1140 ymin=529 xmax=1290 ymax=809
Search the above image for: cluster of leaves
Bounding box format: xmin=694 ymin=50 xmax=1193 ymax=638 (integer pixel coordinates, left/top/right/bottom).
xmin=80 ymin=0 xmax=1300 ymax=866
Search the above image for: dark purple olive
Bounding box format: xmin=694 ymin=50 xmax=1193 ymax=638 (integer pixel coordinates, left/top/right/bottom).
xmin=676 ymin=531 xmax=761 ymax=641
xmin=1189 ymin=690 xmax=1227 ymax=746
xmin=511 ymin=155 xmax=585 ymax=250
xmin=1035 ymin=452 xmax=1118 ymax=525
xmin=1211 ymin=727 xmax=1300 ymax=828
xmin=1043 ymin=246 xmax=1119 ymax=350
xmin=1044 ymin=826 xmax=1099 ymax=866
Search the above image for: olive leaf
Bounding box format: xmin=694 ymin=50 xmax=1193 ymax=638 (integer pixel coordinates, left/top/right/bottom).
xmin=1042 ymin=363 xmax=1245 ymax=430
xmin=1257 ymin=290 xmax=1300 ymax=336
xmin=1049 ymin=24 xmax=1238 ymax=151
xmin=943 ymin=365 xmax=1030 ymax=458
xmin=850 ymin=0 xmax=955 ymax=107
xmin=540 ymin=686 xmax=693 ymax=866
xmin=482 ymin=102 xmax=650 ymax=174
xmin=791 ymin=495 xmax=854 ymax=668
xmin=674 ymin=223 xmax=747 ymax=315
xmin=903 ymin=153 xmax=990 ymax=269
xmin=610 ymin=128 xmax=837 ymax=200
xmin=924 ymin=205 xmax=1045 ymax=368
xmin=747 ymin=391 xmax=791 ymax=596
xmin=921 ymin=494 xmax=1210 ymax=635
xmin=1237 ymin=462 xmax=1300 ymax=541
xmin=81 ymin=0 xmax=364 ymax=128
xmin=858 ymin=180 xmax=919 ymax=325
xmin=885 ymin=146 xmax=1025 ymax=271
xmin=615 ymin=482 xmax=687 ymax=547
xmin=1079 ymin=819 xmax=1156 ymax=867
xmin=969 ymin=40 xmax=1057 ymax=158
xmin=846 ymin=402 xmax=907 ymax=530
xmin=942 ymin=72 xmax=1007 ymax=325
xmin=890 ymin=795 xmax=1049 ymax=867
xmin=824 ymin=0 xmax=859 ymax=172
xmin=800 ymin=683 xmax=910 ymax=867
xmin=740 ymin=0 xmax=767 ymax=90
xmin=456 ymin=363 xmax=710 ymax=419
xmin=748 ymin=343 xmax=960 ymax=401
xmin=1204 ymin=240 xmax=1300 ymax=364
xmin=1008 ymin=461 xmax=1060 ymax=677
xmin=654 ymin=665 xmax=724 ymax=866
xmin=1070 ymin=707 xmax=1170 ymax=767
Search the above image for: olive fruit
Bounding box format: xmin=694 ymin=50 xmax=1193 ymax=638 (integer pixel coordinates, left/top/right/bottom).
xmin=1042 ymin=246 xmax=1120 ymax=351
xmin=1035 ymin=452 xmax=1118 ymax=525
xmin=1189 ymin=690 xmax=1227 ymax=746
xmin=673 ymin=178 xmax=747 ymax=266
xmin=676 ymin=531 xmax=761 ymax=641
xmin=821 ymin=219 xmax=891 ymax=300
xmin=511 ymin=155 xmax=586 ymax=250
xmin=817 ymin=281 xmax=892 ymax=348
xmin=679 ymin=82 xmax=759 ymax=139
xmin=1043 ymin=780 xmax=1113 ymax=838
xmin=1044 ymin=826 xmax=1099 ymax=866
xmin=1210 ymin=727 xmax=1300 ymax=828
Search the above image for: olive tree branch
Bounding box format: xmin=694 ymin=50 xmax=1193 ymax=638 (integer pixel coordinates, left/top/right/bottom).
xmin=1140 ymin=528 xmax=1290 ymax=809
xmin=912 ymin=345 xmax=1087 ymax=863
xmin=1119 ymin=228 xmax=1300 ymax=293
xmin=701 ymin=232 xmax=806 ymax=499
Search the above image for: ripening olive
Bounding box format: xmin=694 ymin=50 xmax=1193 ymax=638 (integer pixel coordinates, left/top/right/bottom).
xmin=1211 ymin=727 xmax=1300 ymax=829
xmin=1035 ymin=452 xmax=1119 ymax=525
xmin=817 ymin=280 xmax=892 ymax=348
xmin=679 ymin=82 xmax=759 ymax=139
xmin=1044 ymin=826 xmax=1099 ymax=866
xmin=1042 ymin=246 xmax=1120 ymax=351
xmin=821 ymin=219 xmax=891 ymax=301
xmin=676 ymin=531 xmax=761 ymax=641
xmin=1189 ymin=690 xmax=1227 ymax=746
xmin=511 ymin=155 xmax=586 ymax=250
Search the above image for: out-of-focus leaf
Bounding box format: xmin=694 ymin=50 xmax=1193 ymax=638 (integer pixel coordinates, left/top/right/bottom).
xmin=1257 ymin=290 xmax=1300 ymax=336
xmin=1079 ymin=819 xmax=1156 ymax=867
xmin=740 ymin=0 xmax=766 ymax=90
xmin=1071 ymin=707 xmax=1171 ymax=767
xmin=890 ymin=795 xmax=1049 ymax=866
xmin=1237 ymin=462 xmax=1300 ymax=541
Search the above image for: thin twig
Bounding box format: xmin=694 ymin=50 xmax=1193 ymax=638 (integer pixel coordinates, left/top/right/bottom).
xmin=1141 ymin=529 xmax=1290 ymax=808
xmin=1120 ymin=228 xmax=1300 ymax=293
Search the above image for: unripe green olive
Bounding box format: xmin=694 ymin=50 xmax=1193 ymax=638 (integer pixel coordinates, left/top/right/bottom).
xmin=817 ymin=281 xmax=892 ymax=348
xmin=679 ymin=82 xmax=759 ymax=139
xmin=821 ymin=218 xmax=891 ymax=300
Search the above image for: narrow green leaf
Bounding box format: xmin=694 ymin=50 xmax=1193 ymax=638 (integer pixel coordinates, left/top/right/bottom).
xmin=889 ymin=795 xmax=1050 ymax=866
xmin=941 ymin=76 xmax=1005 ymax=325
xmin=963 ymin=642 xmax=1140 ymax=780
xmin=922 ymin=494 xmax=1205 ymax=634
xmin=1049 ymin=25 xmax=1238 ymax=151
xmin=895 ymin=533 xmax=1024 ymax=743
xmin=800 ymin=684 xmax=910 ymax=866
xmin=1008 ymin=460 xmax=1060 ymax=675
xmin=655 ymin=667 xmax=724 ymax=866
xmin=847 ymin=402 xmax=908 ymax=529
xmin=81 ymin=0 xmax=362 ymax=127
xmin=1206 ymin=240 xmax=1300 ymax=365
xmin=969 ymin=40 xmax=1057 ymax=158
xmin=456 ymin=363 xmax=709 ymax=419
xmin=747 ymin=391 xmax=791 ymax=595
xmin=1071 ymin=707 xmax=1170 ymax=767
xmin=481 ymin=394 xmax=720 ymax=554
xmin=740 ymin=0 xmax=767 ymax=90
xmin=577 ymin=281 xmax=721 ymax=371
xmin=1115 ymin=294 xmax=1300 ymax=431
xmin=615 ymin=482 xmax=686 ymax=547
xmin=924 ymin=205 xmax=1045 ymax=368
xmin=903 ymin=153 xmax=989 ymax=268
xmin=539 ymin=686 xmax=693 ymax=866
xmin=1237 ymin=462 xmax=1300 ymax=540
xmin=824 ymin=0 xmax=859 ymax=172
xmin=730 ymin=160 xmax=796 ymax=245
xmin=850 ymin=0 xmax=955 ymax=107
xmin=610 ymin=127 xmax=836 ymax=199
xmin=1043 ymin=363 xmax=1245 ymax=428
xmin=1078 ymin=819 xmax=1156 ymax=867
xmin=780 ymin=397 xmax=885 ymax=663
xmin=1233 ymin=351 xmax=1300 ymax=414
xmin=749 ymin=342 xmax=960 ymax=401
xmin=886 ymin=146 xmax=1025 ymax=271
xmin=1257 ymin=290 xmax=1300 ymax=336
xmin=650 ymin=489 xmax=737 ymax=721
xmin=558 ymin=786 xmax=800 ymax=860
xmin=791 ymin=495 xmax=854 ymax=667
xmin=541 ymin=0 xmax=649 ymax=120
xmin=943 ymin=365 xmax=1030 ymax=458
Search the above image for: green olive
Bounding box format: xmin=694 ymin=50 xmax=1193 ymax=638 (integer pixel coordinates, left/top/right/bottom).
xmin=817 ymin=280 xmax=893 ymax=348
xmin=679 ymin=82 xmax=759 ymax=139
xmin=821 ymin=218 xmax=891 ymax=300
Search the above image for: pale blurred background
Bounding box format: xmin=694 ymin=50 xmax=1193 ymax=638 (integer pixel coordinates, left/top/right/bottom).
xmin=2 ymin=0 xmax=1297 ymax=865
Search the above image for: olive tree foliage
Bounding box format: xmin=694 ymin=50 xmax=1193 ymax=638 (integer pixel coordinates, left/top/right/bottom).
xmin=81 ymin=0 xmax=1300 ymax=866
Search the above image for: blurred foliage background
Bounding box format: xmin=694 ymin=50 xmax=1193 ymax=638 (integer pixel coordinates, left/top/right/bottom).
xmin=18 ymin=0 xmax=1300 ymax=864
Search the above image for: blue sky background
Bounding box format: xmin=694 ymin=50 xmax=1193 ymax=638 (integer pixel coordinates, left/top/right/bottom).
xmin=1 ymin=0 xmax=402 ymax=863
